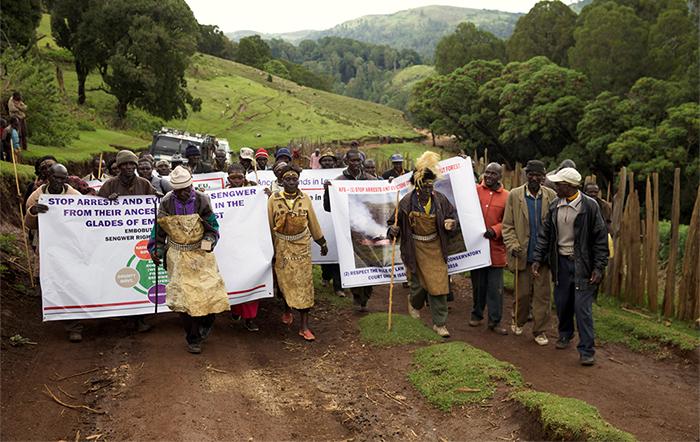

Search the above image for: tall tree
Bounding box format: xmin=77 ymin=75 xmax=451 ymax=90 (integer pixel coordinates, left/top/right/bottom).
xmin=434 ymin=22 xmax=506 ymax=75
xmin=506 ymin=0 xmax=576 ymax=66
xmin=647 ymin=5 xmax=698 ymax=81
xmin=51 ymin=0 xmax=99 ymax=104
xmin=197 ymin=24 xmax=238 ymax=60
xmin=0 ymin=0 xmax=42 ymax=49
xmin=83 ymin=0 xmax=200 ymax=120
xmin=236 ymin=35 xmax=271 ymax=69
xmin=569 ymin=1 xmax=649 ymax=94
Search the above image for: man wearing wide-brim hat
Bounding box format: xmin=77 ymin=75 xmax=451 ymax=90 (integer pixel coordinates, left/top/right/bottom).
xmin=502 ymin=160 xmax=556 ymax=346
xmin=148 ymin=166 xmax=230 ymax=354
xmin=532 ymin=167 xmax=609 ymax=366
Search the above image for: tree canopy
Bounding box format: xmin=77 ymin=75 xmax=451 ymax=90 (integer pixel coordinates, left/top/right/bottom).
xmin=506 ymin=1 xmax=576 ymax=66
xmin=0 ymin=0 xmax=42 ymax=49
xmin=568 ymin=1 xmax=649 ymax=94
xmin=82 ymin=0 xmax=201 ymax=120
xmin=434 ymin=22 xmax=506 ymax=75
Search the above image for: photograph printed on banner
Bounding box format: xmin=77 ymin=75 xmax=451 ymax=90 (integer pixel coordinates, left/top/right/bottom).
xmin=433 ymin=176 xmax=468 ymax=255
xmin=348 ymin=192 xmax=401 ymax=268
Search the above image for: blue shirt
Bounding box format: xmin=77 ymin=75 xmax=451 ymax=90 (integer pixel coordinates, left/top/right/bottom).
xmin=10 ymin=128 xmax=19 ymax=149
xmin=525 ymin=190 xmax=542 ymax=263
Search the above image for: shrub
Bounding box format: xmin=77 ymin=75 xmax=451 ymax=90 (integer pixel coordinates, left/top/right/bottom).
xmin=0 ymin=47 xmax=78 ymax=147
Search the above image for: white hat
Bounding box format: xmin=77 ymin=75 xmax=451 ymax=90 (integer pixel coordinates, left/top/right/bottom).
xmin=548 ymin=167 xmax=581 ymax=186
xmin=240 ymin=147 xmax=254 ymax=160
xmin=170 ymin=166 xmax=192 ymax=190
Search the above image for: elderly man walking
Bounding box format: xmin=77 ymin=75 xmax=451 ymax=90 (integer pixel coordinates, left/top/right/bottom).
xmin=388 ymin=152 xmax=458 ymax=337
xmin=149 ymin=166 xmax=230 ymax=353
xmin=532 ymin=167 xmax=609 ymax=366
xmin=502 ymin=160 xmax=556 ymax=345
xmin=470 ymin=162 xmax=509 ymax=335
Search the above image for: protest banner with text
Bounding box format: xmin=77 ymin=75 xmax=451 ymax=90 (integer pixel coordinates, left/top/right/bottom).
xmin=38 ymin=188 xmax=273 ymax=321
xmin=328 ymin=156 xmax=491 ymax=288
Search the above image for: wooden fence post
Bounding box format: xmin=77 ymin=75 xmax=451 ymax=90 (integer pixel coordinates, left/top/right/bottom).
xmin=607 ymin=168 xmax=627 ymax=299
xmin=662 ymin=168 xmax=681 ymax=318
xmin=644 ymin=176 xmax=659 ymax=313
xmin=678 ymin=187 xmax=700 ymax=321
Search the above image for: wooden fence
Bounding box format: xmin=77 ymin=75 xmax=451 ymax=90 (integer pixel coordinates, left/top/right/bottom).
xmin=473 ymin=154 xmax=699 ymax=323
xmin=602 ymin=167 xmax=698 ymax=321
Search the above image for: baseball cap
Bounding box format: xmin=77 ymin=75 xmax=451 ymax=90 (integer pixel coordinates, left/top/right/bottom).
xmin=548 ymin=167 xmax=581 ymax=186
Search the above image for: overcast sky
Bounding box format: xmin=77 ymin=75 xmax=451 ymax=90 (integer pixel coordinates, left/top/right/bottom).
xmin=185 ymin=1 xmax=548 ymax=34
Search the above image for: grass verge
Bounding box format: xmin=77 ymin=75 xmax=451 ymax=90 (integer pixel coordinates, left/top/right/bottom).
xmin=594 ymin=297 xmax=699 ymax=355
xmin=408 ymin=341 xmax=523 ymax=411
xmin=358 ymin=312 xmax=442 ymax=346
xmin=512 ymin=390 xmax=635 ymax=442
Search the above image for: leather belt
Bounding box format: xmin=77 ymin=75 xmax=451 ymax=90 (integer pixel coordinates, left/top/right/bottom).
xmin=412 ymin=232 xmax=438 ymax=242
xmin=167 ymin=239 xmax=202 ymax=251
xmin=274 ymin=228 xmax=309 ymax=242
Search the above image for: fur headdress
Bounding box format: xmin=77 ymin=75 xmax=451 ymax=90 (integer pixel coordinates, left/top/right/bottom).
xmin=412 ymin=151 xmax=442 ymax=188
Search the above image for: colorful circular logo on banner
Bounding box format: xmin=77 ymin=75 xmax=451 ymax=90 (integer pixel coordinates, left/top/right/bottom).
xmin=117 ymin=239 xmax=167 ymax=304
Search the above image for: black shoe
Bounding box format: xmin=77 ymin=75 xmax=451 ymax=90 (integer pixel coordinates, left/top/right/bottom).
xmin=187 ymin=343 xmax=202 ymax=354
xmin=487 ymin=324 xmax=508 ymax=335
xmin=68 ymin=331 xmax=82 ymax=343
xmin=580 ymin=355 xmax=595 ymax=366
xmin=200 ymin=325 xmax=213 ymax=341
xmin=136 ymin=319 xmax=152 ymax=333
xmin=244 ymin=319 xmax=259 ymax=332
xmin=231 ymin=313 xmax=241 ymax=321
xmin=555 ymin=337 xmax=570 ymax=349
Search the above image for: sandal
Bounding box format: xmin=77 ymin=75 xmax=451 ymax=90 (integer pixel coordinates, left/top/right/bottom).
xmin=298 ymin=329 xmax=315 ymax=341
xmin=281 ymin=312 xmax=293 ymax=326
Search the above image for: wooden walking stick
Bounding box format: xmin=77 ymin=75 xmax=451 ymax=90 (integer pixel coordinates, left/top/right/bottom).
xmin=10 ymin=138 xmax=35 ymax=287
xmin=387 ymin=190 xmax=400 ymax=331
xmin=513 ymin=261 xmax=519 ymax=332
xmin=97 ymin=152 xmax=103 ymax=180
xmin=153 ymin=197 xmax=159 ymax=314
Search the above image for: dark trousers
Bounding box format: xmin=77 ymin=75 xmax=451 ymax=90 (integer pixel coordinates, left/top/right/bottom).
xmin=351 ymin=286 xmax=372 ymax=307
xmin=471 ymin=266 xmax=504 ymax=326
xmin=180 ymin=313 xmax=215 ymax=345
xmin=321 ymin=264 xmax=342 ymax=292
xmin=408 ymin=272 xmax=448 ymax=326
xmin=554 ymin=256 xmax=595 ymax=357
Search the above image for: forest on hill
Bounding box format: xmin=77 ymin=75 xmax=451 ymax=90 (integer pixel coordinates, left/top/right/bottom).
xmin=226 ymin=5 xmax=522 ymax=58
xmin=408 ymin=0 xmax=698 ymax=220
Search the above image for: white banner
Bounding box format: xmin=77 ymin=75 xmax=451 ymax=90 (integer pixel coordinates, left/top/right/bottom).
xmin=38 ymin=187 xmax=273 ymax=321
xmin=248 ymin=168 xmax=343 ymax=264
xmin=88 ymin=172 xmax=228 ymax=193
xmin=328 ymin=156 xmax=491 ymax=288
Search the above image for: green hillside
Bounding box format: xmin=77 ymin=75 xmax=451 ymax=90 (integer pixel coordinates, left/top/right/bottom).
xmin=380 ymin=65 xmax=436 ymax=111
xmin=17 ymin=14 xmax=418 ymax=172
xmin=226 ymin=6 xmax=521 ymax=58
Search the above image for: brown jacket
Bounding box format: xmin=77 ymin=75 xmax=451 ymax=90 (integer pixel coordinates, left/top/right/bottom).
xmin=97 ymin=175 xmax=156 ymax=197
xmin=390 ymin=190 xmax=457 ymax=275
xmin=502 ymin=184 xmax=556 ymax=271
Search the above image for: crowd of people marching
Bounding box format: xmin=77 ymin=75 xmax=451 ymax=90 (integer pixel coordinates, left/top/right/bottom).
xmin=24 ymin=142 xmax=610 ymax=365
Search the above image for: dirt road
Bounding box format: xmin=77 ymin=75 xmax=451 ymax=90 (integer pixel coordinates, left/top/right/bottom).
xmin=1 ymin=275 xmax=697 ymax=441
